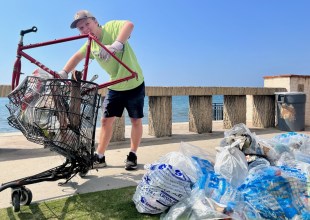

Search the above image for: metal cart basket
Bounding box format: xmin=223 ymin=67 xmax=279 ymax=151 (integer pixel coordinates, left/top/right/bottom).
xmin=1 ymin=75 xmax=101 ymax=211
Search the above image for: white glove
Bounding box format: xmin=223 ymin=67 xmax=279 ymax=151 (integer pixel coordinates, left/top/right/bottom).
xmin=57 ymin=70 xmax=68 ymax=79
xmin=99 ymin=41 xmax=123 ymax=61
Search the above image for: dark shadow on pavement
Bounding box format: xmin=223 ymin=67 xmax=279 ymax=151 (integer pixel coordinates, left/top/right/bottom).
xmin=0 ymin=148 xmax=56 ymax=162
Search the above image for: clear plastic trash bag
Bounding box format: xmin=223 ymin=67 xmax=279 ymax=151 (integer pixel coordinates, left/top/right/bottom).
xmin=214 ymin=139 xmax=248 ymax=188
xmin=133 ymin=163 xmax=192 ymax=214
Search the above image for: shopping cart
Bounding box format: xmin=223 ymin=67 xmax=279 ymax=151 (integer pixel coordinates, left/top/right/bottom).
xmin=0 ymin=26 xmax=138 ymax=212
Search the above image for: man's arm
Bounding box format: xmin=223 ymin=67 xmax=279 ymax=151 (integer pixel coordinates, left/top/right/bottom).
xmin=98 ymin=21 xmax=134 ymax=61
xmin=62 ymin=50 xmax=85 ymax=74
xmin=116 ymin=21 xmax=134 ymax=44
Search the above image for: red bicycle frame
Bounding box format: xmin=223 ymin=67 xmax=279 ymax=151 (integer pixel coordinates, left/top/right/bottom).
xmin=11 ymin=26 xmax=138 ymax=90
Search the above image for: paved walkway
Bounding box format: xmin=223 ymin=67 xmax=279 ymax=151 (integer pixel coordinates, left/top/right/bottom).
xmin=0 ymin=122 xmax=309 ymax=209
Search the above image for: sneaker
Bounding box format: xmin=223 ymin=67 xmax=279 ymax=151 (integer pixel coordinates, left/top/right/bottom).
xmin=92 ymin=154 xmax=107 ymax=169
xmin=125 ymin=152 xmax=137 ymax=170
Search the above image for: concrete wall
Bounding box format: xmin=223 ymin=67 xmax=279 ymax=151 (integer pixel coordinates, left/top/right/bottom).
xmin=0 ymin=84 xmax=287 ymax=141
xmin=264 ymin=74 xmax=310 ymax=126
xmin=246 ymin=95 xmax=253 ymax=125
xmin=264 ymin=77 xmax=292 ymax=91
xmin=0 ymin=85 xmax=11 ymax=97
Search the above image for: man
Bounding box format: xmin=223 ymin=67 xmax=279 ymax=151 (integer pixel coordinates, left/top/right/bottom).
xmin=59 ymin=10 xmax=145 ymax=170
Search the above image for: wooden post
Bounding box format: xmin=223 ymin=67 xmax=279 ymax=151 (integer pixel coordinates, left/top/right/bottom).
xmin=0 ymin=85 xmax=11 ymax=97
xmin=148 ymin=96 xmax=172 ymax=137
xmin=223 ymin=95 xmax=246 ymax=129
xmin=189 ymin=95 xmax=212 ymax=133
xmin=99 ymin=96 xmax=125 ymax=142
xmin=69 ymin=70 xmax=82 ymax=131
xmin=111 ymin=115 xmax=125 ymax=142
xmin=252 ymin=95 xmax=275 ymax=127
xmin=52 ymin=82 xmax=68 ymax=129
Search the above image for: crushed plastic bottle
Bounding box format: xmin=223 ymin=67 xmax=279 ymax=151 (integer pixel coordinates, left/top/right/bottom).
xmin=199 ymin=171 xmax=242 ymax=206
xmin=248 ymin=157 xmax=271 ymax=175
xmin=224 ymin=201 xmax=262 ymax=220
xmin=191 ymin=155 xmax=241 ymax=206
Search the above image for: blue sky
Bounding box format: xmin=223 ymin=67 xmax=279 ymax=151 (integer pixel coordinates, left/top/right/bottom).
xmin=1 ymin=0 xmax=309 ymax=87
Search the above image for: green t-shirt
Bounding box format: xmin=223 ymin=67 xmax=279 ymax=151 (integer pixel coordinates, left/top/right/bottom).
xmin=79 ymin=20 xmax=144 ymax=91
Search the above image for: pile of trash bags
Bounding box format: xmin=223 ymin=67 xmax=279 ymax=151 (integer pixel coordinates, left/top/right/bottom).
xmin=133 ymin=123 xmax=310 ymax=220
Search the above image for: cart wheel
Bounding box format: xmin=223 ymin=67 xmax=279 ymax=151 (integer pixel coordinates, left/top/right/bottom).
xmin=20 ymin=187 xmax=32 ymax=206
xmin=11 ymin=191 xmax=20 ymax=212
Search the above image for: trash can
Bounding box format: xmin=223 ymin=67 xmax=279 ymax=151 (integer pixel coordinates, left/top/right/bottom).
xmin=275 ymin=92 xmax=306 ymax=131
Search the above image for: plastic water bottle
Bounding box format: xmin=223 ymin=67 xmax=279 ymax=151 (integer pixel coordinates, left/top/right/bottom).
xmin=224 ymin=201 xmax=262 ymax=219
xmin=202 ymin=171 xmax=241 ymax=206
xmin=248 ymin=157 xmax=270 ymax=175
xmin=294 ymin=151 xmax=310 ymax=164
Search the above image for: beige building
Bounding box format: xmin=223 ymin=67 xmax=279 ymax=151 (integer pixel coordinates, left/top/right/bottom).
xmin=264 ymin=74 xmax=310 ymax=126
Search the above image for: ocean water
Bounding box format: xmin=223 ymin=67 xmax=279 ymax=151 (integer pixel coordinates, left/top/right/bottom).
xmin=0 ymin=95 xmax=223 ymax=133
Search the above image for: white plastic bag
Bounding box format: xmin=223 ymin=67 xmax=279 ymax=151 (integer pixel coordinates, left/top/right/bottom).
xmin=133 ymin=163 xmax=192 ymax=214
xmin=160 ymin=187 xmax=229 ymax=220
xmin=214 ymin=140 xmax=248 ymax=188
xmin=156 ymin=151 xmax=198 ymax=183
xmin=32 ymin=68 xmax=53 ymax=79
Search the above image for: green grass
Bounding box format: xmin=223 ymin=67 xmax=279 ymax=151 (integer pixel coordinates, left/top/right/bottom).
xmin=0 ymin=186 xmax=161 ymax=220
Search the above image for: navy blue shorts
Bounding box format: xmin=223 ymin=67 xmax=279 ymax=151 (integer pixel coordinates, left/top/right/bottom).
xmin=102 ymin=82 xmax=145 ymax=118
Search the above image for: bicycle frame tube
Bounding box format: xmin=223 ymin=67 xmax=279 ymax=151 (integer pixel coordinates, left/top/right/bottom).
xmin=90 ymin=37 xmax=138 ymax=89
xmin=12 ymin=32 xmax=138 ymax=90
xmin=12 ymin=57 xmax=21 ymax=90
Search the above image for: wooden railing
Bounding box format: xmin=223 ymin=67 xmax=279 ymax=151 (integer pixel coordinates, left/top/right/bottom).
xmin=0 ymin=85 xmax=287 ymax=141
xmin=98 ymin=86 xmax=287 ymax=141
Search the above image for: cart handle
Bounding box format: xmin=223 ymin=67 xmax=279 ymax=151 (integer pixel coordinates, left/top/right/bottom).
xmin=20 ymin=26 xmax=37 ymax=36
